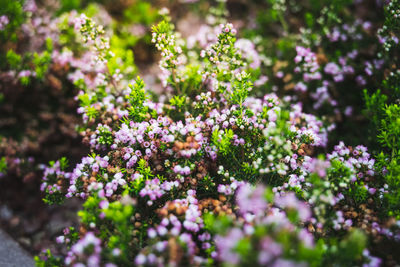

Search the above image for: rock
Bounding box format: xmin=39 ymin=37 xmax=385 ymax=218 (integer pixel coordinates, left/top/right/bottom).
xmin=0 ymin=205 xmax=12 ymax=220
xmin=0 ymin=229 xmax=35 ymax=267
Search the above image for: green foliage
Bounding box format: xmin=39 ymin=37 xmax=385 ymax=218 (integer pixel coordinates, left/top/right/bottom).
xmin=375 ymin=104 xmax=400 ymax=217
xmin=328 ymin=160 xmax=352 ymax=188
xmin=357 ymin=0 xmax=400 ymax=218
xmin=197 ymin=174 xmax=216 ymax=193
xmin=6 ymin=50 xmax=22 ymax=69
xmin=104 ymin=199 xmax=134 ymax=225
xmin=349 ymin=182 xmax=368 ymax=204
xmin=42 ymin=191 xmax=65 ymax=206
xmin=170 ymin=95 xmax=187 ymax=110
xmin=78 ymin=93 xmax=92 ymax=107
xmin=378 ymin=104 xmax=400 ymax=153
xmin=169 ymin=94 xmax=188 ymax=120
xmin=305 ymin=12 xmax=315 ymax=28
xmin=129 ymin=159 xmax=153 ymax=194
xmin=87 ymin=106 xmax=99 ymax=120
xmin=32 ymin=45 xmax=53 ymax=80
xmin=151 ymin=20 xmax=173 ymax=36
xmin=136 ymin=158 xmax=153 ymax=180
xmin=102 ymin=196 xmax=137 ymax=264
xmin=97 ymin=126 xmax=113 ymax=146
xmin=123 ymin=1 xmax=158 ymax=25
xmin=127 ymin=77 xmax=148 ymax=122
xmin=364 ymin=89 xmax=388 ymax=129
xmin=382 ymin=155 xmax=400 ymax=218
xmin=212 ymin=128 xmax=234 ymax=156
xmin=203 ymin=212 xmax=232 ymax=235
xmin=0 ymin=156 xmax=6 ymax=174
xmin=78 ymin=93 xmax=99 ymax=120
xmin=34 ymin=249 xmax=63 ymax=267
xmin=384 ymin=0 xmax=400 ymax=34
xmin=179 ymin=64 xmax=203 ymax=96
xmin=78 ymin=196 xmax=101 ymax=226
xmin=235 ymin=238 xmax=251 ymax=259
xmin=108 ymin=46 xmax=136 ymax=79
xmin=324 ymin=229 xmax=367 ymax=265
xmin=0 ymin=0 xmax=25 ymax=42
xmin=59 ymin=157 xmax=69 ymax=171
xmin=231 ymin=71 xmax=252 ymax=108
xmin=4 ymin=39 xmax=53 ymax=82
xmin=266 ymin=0 xmax=288 ymax=32
xmin=57 ymin=0 xmax=82 ymax=14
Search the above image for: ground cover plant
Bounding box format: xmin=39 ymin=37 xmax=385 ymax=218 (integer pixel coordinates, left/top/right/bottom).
xmin=1 ymin=0 xmax=400 ymax=266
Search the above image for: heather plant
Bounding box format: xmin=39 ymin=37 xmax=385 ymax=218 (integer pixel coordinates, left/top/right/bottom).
xmin=234 ymin=0 xmax=384 ymax=146
xmin=0 ymin=0 xmax=157 ymax=178
xmin=363 ymin=0 xmax=400 ymax=219
xmin=0 ymin=0 xmax=78 ymax=182
xmin=35 ymin=8 xmax=400 ymax=266
xmin=210 ymin=184 xmax=378 ymax=266
xmin=0 ymin=0 xmax=26 ymax=43
xmin=0 ymin=0 xmax=160 ymax=255
xmin=0 ymin=0 xmax=399 ymax=266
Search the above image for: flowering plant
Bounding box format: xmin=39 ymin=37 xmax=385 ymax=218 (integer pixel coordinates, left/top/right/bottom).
xmin=0 ymin=0 xmax=399 ymax=266
xmin=35 ymin=6 xmax=398 ymax=266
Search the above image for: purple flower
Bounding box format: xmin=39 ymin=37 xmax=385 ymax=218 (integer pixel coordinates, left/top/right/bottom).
xmin=135 ymin=254 xmax=146 ymax=265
